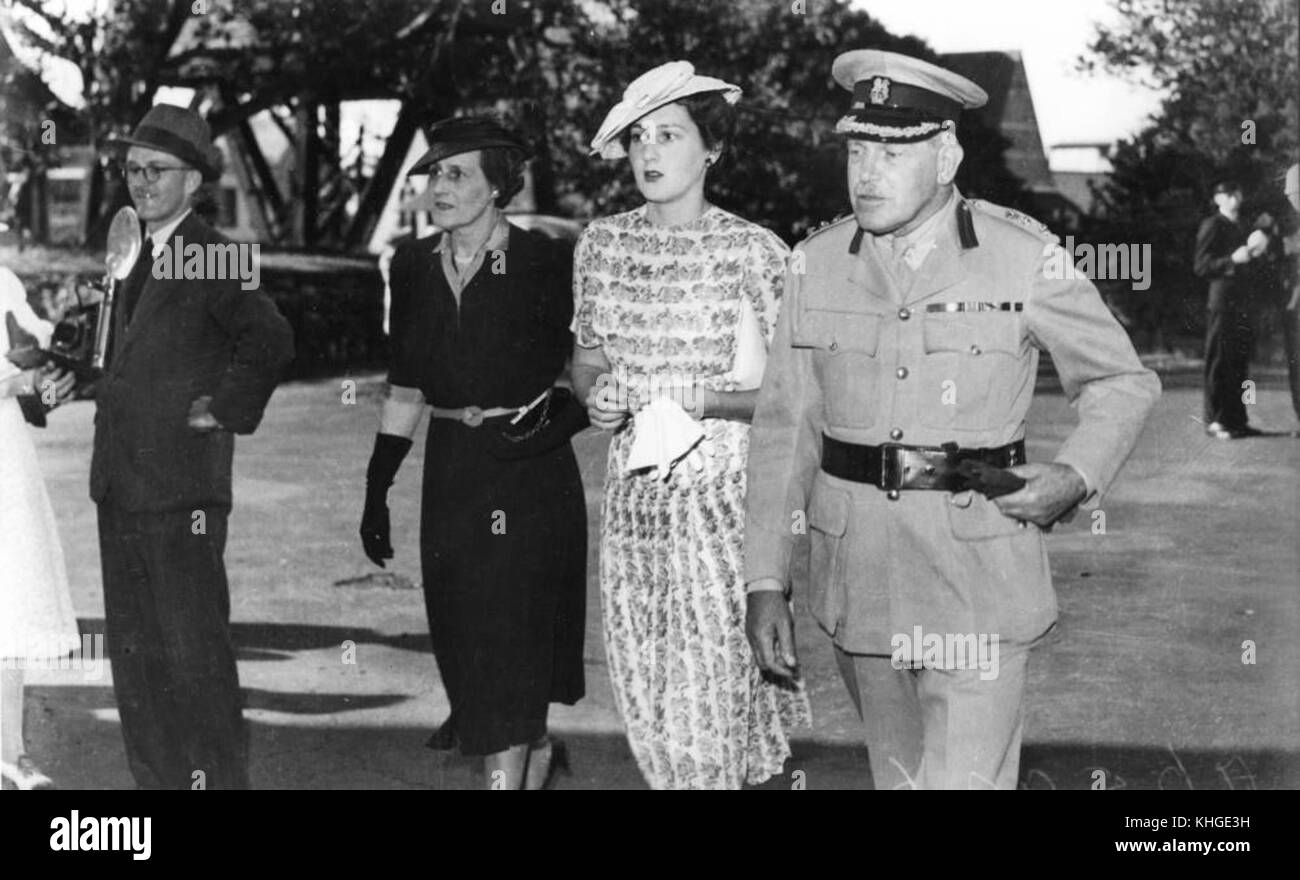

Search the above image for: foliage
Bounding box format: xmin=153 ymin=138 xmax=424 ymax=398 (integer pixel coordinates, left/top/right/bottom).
xmin=8 ymin=0 xmax=1028 ymax=245
xmin=428 ymin=0 xmax=1025 ymax=241
xmin=1082 ymin=0 xmax=1296 ymax=167
xmin=1080 ymin=0 xmax=1297 ymax=345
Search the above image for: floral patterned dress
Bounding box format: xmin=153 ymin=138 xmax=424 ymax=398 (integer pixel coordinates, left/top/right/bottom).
xmin=573 ymin=205 xmax=811 ymax=789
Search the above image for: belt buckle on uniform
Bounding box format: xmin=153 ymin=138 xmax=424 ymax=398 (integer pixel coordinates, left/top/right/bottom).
xmin=896 ymin=446 xmax=929 ymax=490
xmin=879 ymin=444 xmax=902 ymax=491
xmin=461 ymin=405 xmax=484 ymax=427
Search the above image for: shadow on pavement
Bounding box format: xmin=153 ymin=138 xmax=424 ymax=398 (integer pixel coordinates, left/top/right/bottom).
xmin=76 ymin=618 xmax=434 ymax=661
xmin=21 ymin=684 xmax=1298 ymax=790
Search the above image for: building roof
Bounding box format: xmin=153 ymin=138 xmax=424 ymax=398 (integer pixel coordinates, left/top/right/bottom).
xmin=941 ymin=51 xmax=1054 ymax=191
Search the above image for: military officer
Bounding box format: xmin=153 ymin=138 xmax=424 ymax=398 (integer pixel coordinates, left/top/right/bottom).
xmin=743 ymin=50 xmax=1161 ymax=790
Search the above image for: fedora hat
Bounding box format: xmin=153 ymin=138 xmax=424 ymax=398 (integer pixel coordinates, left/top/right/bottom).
xmin=108 ymin=104 xmax=222 ymax=182
xmin=407 ymin=116 xmax=532 ymax=176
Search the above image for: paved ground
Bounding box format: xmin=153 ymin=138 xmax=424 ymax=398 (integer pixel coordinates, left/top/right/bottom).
xmin=17 ymin=365 xmax=1300 ymax=790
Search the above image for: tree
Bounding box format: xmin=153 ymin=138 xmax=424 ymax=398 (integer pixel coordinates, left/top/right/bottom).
xmin=4 ymin=0 xmax=204 ymax=243
xmin=452 ymin=0 xmax=1025 ymax=243
xmin=1080 ymin=0 xmax=1298 ymax=347
xmin=1082 ymin=0 xmax=1296 ymax=170
xmin=6 ymin=0 xmax=1030 ymax=249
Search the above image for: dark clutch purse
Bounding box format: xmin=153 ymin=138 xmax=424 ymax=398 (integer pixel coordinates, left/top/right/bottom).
xmin=487 ymin=386 xmax=589 ymax=460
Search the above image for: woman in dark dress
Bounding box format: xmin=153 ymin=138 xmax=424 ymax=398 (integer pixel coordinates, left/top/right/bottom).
xmin=359 ymin=117 xmax=589 ymax=790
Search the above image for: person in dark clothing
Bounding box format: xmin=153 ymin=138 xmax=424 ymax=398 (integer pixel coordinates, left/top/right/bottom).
xmin=1278 ymin=164 xmax=1300 ymax=426
xmin=359 ymin=116 xmax=588 ymax=790
xmin=93 ymin=105 xmax=294 ymax=789
xmin=1194 ymin=180 xmax=1268 ymax=439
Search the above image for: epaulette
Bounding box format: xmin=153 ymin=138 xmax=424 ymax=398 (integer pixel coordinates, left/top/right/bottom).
xmin=799 ymin=213 xmax=857 ymax=254
xmin=965 ymin=198 xmax=1059 ymax=244
xmin=802 ymin=213 xmax=854 ymax=242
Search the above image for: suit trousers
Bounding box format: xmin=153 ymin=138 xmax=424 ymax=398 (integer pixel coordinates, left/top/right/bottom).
xmin=97 ymin=504 xmax=249 ymax=789
xmin=835 ymin=643 xmax=1030 ymax=790
xmin=1203 ymin=307 xmax=1255 ymax=429
xmin=1282 ymin=305 xmax=1300 ymax=422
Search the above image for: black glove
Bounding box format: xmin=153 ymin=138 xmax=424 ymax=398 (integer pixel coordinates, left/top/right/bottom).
xmin=360 ymin=433 xmax=412 ymax=567
xmin=485 ymin=387 xmax=589 ymax=461
xmin=17 ymin=393 xmax=49 ymax=428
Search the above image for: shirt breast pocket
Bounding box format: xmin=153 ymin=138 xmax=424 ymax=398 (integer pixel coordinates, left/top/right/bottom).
xmin=792 ymin=308 xmax=882 ymax=430
xmin=918 ymin=312 xmax=1025 ymax=432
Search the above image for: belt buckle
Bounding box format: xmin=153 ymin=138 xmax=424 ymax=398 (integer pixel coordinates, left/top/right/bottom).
xmin=898 ymin=446 xmax=945 ymax=490
xmin=879 ymin=444 xmax=902 ymax=491
xmin=883 ymin=444 xmax=952 ymax=491
xmin=461 ymin=405 xmax=484 ymax=427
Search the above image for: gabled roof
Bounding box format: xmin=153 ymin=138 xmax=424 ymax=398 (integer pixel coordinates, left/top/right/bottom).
xmin=941 ymin=51 xmax=1055 ymax=190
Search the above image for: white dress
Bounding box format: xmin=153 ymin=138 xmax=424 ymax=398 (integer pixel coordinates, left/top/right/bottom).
xmin=0 ymin=267 xmax=78 ymax=661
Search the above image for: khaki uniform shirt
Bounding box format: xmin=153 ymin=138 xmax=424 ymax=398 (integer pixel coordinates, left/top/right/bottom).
xmin=742 ymin=192 xmax=1161 ymax=654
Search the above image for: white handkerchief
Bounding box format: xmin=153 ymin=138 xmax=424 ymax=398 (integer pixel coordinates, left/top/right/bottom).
xmin=724 ymin=294 xmax=767 ymax=391
xmin=625 ymin=396 xmax=705 ymax=481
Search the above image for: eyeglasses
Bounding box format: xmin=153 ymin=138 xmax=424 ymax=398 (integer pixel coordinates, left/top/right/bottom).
xmin=118 ymin=162 xmax=192 ymax=183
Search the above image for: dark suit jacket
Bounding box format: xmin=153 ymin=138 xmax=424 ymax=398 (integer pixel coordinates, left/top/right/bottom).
xmin=1194 ymin=212 xmax=1250 ymax=311
xmin=90 ymin=212 xmax=294 ymax=512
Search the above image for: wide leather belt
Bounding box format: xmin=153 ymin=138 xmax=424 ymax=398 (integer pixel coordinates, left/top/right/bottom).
xmin=821 ymin=434 xmax=1025 ymax=492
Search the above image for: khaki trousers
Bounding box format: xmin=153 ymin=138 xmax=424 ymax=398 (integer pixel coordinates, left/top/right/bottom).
xmin=835 ymin=643 xmax=1030 ymax=790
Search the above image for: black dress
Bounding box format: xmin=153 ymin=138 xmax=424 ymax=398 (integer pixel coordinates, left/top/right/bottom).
xmin=387 ymin=223 xmax=586 ymax=756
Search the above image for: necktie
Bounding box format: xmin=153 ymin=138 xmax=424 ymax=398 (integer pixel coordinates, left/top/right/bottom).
xmin=886 ymin=235 xmax=912 ymax=282
xmin=120 ymin=231 xmax=153 ymax=327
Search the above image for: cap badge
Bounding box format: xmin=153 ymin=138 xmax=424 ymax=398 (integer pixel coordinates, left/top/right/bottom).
xmin=869 ymin=76 xmax=891 ymax=105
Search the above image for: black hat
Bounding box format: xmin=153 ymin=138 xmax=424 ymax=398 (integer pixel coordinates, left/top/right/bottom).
xmin=408 ymin=116 xmax=532 ymax=176
xmin=1212 ymin=179 xmax=1243 ymax=195
xmin=831 ymin=50 xmax=988 ymax=143
xmin=106 ymin=104 xmax=222 ymax=182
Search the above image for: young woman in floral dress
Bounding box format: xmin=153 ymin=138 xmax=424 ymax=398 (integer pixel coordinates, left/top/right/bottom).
xmin=572 ymin=62 xmax=811 ymax=789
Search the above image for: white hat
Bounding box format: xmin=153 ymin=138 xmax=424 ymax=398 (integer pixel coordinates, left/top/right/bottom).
xmin=589 ymin=61 xmax=741 ymax=159
xmin=831 ymin=49 xmax=987 ymax=142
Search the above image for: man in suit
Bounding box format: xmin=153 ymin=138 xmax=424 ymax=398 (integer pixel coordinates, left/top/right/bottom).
xmin=743 ymin=50 xmax=1160 ymax=789
xmin=93 ymin=105 xmax=294 ymax=789
xmin=1195 ymin=180 xmax=1268 ymax=439
xmin=1278 ymin=164 xmax=1300 ymax=425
